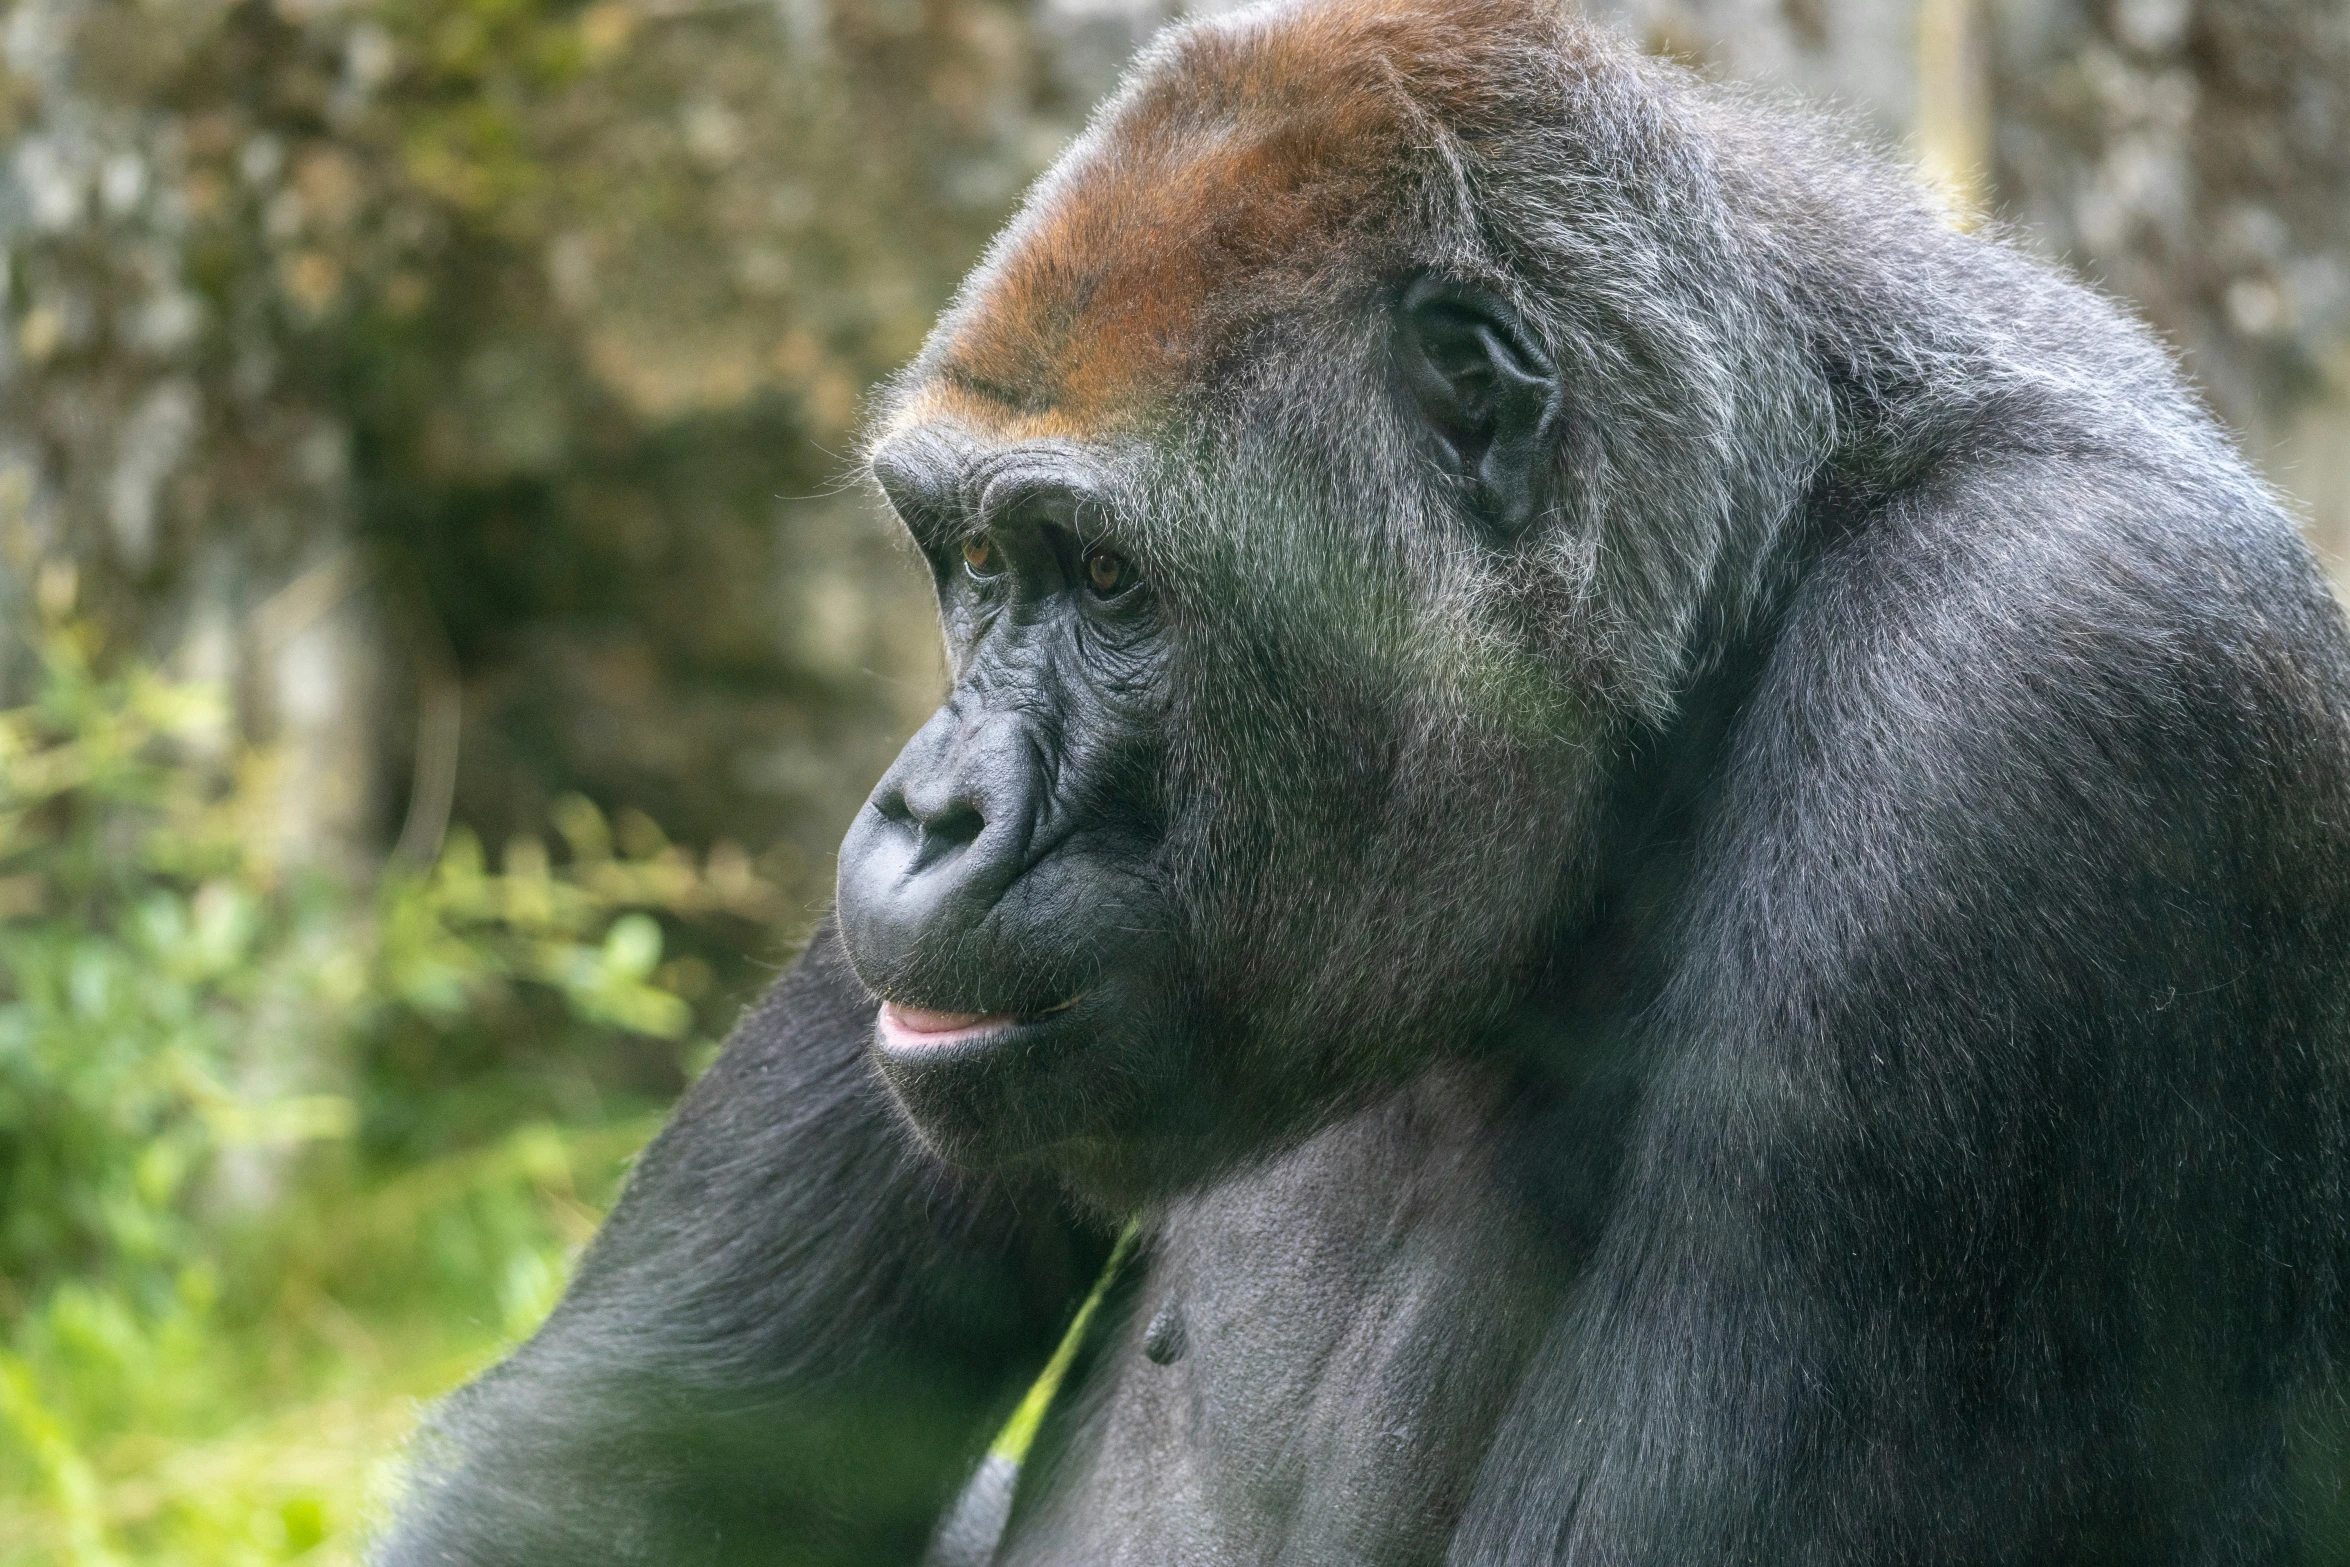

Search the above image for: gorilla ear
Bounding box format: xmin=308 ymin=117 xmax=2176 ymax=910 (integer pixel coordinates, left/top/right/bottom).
xmin=1396 ymin=275 xmax=1561 ymax=537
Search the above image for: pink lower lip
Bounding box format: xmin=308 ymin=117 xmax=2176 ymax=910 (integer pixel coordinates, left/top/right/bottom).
xmin=877 ymin=1002 xmax=1018 ymax=1049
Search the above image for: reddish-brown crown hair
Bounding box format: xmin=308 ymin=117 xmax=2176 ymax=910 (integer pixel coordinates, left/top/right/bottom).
xmin=899 ymin=0 xmax=1567 ymax=440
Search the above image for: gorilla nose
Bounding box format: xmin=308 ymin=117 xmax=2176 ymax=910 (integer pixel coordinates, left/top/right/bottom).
xmin=887 ymin=772 xmax=987 ymax=868
xmin=836 ymin=704 xmax=1040 ymax=998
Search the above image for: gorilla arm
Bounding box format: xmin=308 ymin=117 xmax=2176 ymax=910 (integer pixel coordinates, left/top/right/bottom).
xmin=372 ymin=922 xmax=1101 ymax=1567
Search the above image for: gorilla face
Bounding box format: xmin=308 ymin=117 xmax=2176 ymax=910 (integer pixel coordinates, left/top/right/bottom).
xmin=838 ymin=435 xmax=1197 ymax=1182
xmin=838 ymin=279 xmax=1605 ymax=1197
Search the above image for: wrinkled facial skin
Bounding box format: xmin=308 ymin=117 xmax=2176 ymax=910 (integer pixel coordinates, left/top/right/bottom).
xmin=837 ymin=435 xmax=1200 ymax=1183
xmin=836 ymin=287 xmax=1605 ymax=1204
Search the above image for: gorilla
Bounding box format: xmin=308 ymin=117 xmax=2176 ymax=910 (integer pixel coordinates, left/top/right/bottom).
xmin=376 ymin=1 xmax=2350 ymax=1562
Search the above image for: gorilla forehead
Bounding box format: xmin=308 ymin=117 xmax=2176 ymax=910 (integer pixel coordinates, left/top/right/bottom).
xmin=890 ymin=0 xmax=1570 ymax=440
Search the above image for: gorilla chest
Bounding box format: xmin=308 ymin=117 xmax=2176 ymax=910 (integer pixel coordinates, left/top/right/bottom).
xmin=999 ymin=1071 xmax=1565 ymax=1567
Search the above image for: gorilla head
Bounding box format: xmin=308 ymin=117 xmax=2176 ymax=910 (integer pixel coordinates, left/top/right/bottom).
xmin=838 ymin=0 xmax=1822 ymax=1195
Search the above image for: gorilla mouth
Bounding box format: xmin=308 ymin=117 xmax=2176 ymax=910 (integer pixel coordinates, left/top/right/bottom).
xmin=877 ymin=995 xmax=1083 ymax=1051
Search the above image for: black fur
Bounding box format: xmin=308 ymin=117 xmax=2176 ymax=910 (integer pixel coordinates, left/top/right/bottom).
xmin=376 ymin=2 xmax=2350 ymax=1562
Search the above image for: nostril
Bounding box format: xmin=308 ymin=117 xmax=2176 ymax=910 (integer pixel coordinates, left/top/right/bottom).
xmin=909 ymin=800 xmax=985 ymax=874
xmin=872 ymin=784 xmax=979 ymax=837
xmin=921 ymin=803 xmax=985 ymax=849
xmin=873 ymin=765 xmax=984 ymax=867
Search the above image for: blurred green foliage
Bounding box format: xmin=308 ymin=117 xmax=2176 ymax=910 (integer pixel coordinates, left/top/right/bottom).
xmin=0 ymin=604 xmax=779 ymax=1565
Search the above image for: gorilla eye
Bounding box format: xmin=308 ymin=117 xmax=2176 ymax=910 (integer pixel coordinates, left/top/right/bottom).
xmin=1083 ymin=545 xmax=1137 ymax=599
xmin=963 ymin=536 xmax=1002 ymax=580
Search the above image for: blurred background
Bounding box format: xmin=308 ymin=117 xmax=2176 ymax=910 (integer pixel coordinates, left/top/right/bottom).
xmin=0 ymin=0 xmax=2345 ymax=1560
